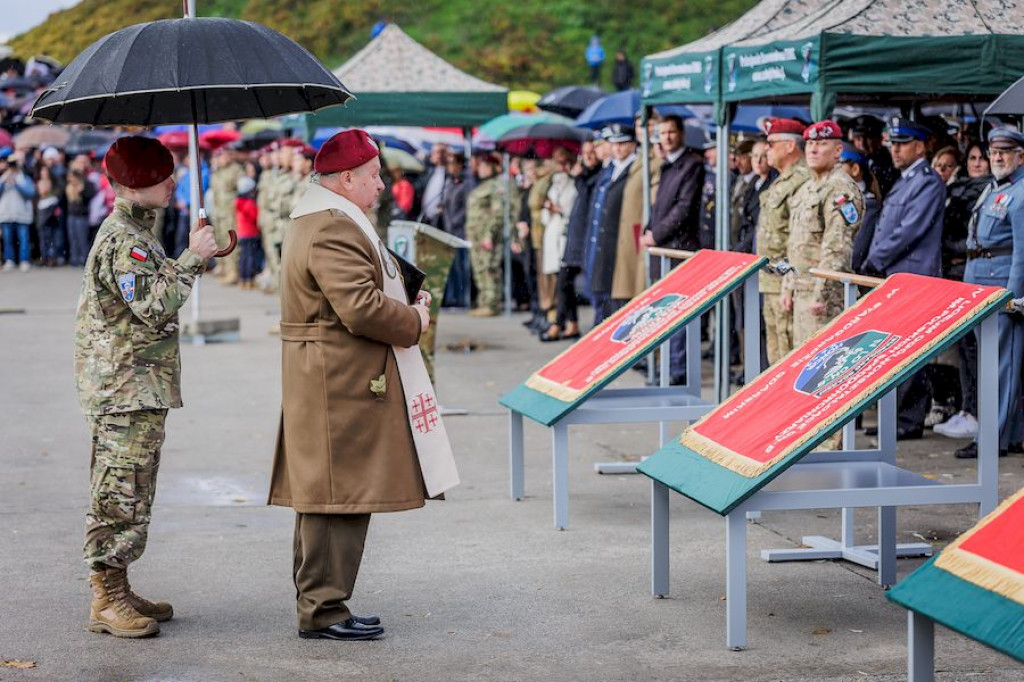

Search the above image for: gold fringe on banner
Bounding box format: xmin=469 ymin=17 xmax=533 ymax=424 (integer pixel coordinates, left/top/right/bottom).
xmin=934 ymin=488 xmax=1024 ymax=606
xmin=681 ymin=289 xmax=1006 ymax=478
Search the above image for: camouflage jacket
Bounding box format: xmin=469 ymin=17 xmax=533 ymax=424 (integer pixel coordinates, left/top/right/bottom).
xmin=466 ymin=176 xmax=513 ymax=245
xmin=256 ymin=170 xmax=279 ymax=233
xmin=784 ymin=165 xmax=864 ymax=302
xmin=756 ymin=159 xmax=810 ymax=293
xmin=210 ymin=162 xmax=244 ymax=230
xmin=74 ymin=198 xmax=206 ymax=415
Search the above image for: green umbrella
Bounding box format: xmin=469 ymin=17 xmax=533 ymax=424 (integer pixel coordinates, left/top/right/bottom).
xmin=474 ymin=111 xmax=576 ymax=147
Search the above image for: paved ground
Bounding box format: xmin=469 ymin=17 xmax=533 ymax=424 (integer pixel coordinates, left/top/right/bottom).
xmin=1 ymin=267 xmax=1023 ymax=682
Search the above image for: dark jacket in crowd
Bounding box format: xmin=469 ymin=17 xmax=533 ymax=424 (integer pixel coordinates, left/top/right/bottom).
xmin=733 ymin=169 xmax=778 ymax=253
xmin=441 ymin=174 xmax=470 ymax=239
xmin=865 ymin=160 xmax=946 ymax=277
xmin=697 ymin=167 xmax=719 ymax=250
xmin=562 ymin=162 xmax=602 ymax=268
xmin=612 ymin=58 xmax=635 ymax=91
xmin=648 ymin=149 xmax=703 ymax=251
xmin=851 ymin=190 xmax=880 ymax=274
xmin=942 ymin=174 xmax=992 ymax=280
xmin=588 ymin=162 xmax=632 ymax=295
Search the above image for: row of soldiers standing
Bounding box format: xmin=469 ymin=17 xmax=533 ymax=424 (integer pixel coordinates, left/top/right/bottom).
xmin=206 ymin=142 xmax=312 ymax=292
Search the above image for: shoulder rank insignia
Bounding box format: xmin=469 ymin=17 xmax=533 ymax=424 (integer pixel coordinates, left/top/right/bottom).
xmin=834 ymin=194 xmax=859 ymax=225
xmin=130 ymin=246 xmax=149 ymax=263
xmin=117 ymin=273 xmax=136 ymax=302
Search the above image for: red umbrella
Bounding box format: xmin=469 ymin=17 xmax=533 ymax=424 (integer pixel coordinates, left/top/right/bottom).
xmin=159 ymin=130 xmax=210 ymax=151
xmin=200 ymin=128 xmax=240 ymax=149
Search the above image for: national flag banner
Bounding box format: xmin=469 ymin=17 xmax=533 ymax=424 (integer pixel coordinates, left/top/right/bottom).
xmin=500 ymin=250 xmax=765 ymax=426
xmin=679 ymin=274 xmax=1007 ymax=478
xmin=934 ymin=487 xmax=1024 ymax=606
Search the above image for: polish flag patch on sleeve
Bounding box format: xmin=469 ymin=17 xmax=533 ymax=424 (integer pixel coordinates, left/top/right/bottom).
xmin=130 ymin=246 xmax=149 ymax=262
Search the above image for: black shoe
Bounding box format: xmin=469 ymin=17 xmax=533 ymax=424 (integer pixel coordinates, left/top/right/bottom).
xmin=299 ymin=618 xmax=383 ymax=641
xmin=351 ymin=614 xmax=381 ymax=626
xmin=539 ymin=330 xmax=562 ymax=342
xmin=896 ymin=427 xmax=923 ymax=441
xmin=955 ymin=442 xmax=1008 ymax=459
xmin=864 ymin=426 xmax=878 ymax=436
xmin=1009 ymin=442 xmax=1024 ymax=454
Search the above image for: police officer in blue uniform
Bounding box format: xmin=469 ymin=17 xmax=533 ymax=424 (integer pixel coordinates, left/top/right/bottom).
xmin=864 ymin=118 xmax=946 ymax=438
xmin=956 ymin=127 xmax=1024 ymax=459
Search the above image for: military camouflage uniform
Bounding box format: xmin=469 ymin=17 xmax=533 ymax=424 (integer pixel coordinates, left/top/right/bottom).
xmin=756 ymin=159 xmax=810 ymax=364
xmin=784 ymin=165 xmax=863 ymax=346
xmin=75 ymin=198 xmax=205 ymax=569
xmin=258 ymin=169 xmax=281 ymax=291
xmin=466 ymin=176 xmax=514 ymax=314
xmin=210 ymin=161 xmax=245 ymax=282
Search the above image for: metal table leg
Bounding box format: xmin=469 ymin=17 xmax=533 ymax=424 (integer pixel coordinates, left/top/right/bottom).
xmin=510 ymin=411 xmax=525 ymax=501
xmin=652 ymin=480 xmax=670 ymax=597
xmin=878 ymin=505 xmax=897 ymax=587
xmin=552 ymin=423 xmax=569 ymax=530
xmin=908 ymin=611 xmax=935 ymax=682
xmin=726 ymin=512 xmax=748 ymax=650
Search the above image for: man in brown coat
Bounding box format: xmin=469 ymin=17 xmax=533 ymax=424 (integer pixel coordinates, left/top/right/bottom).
xmin=269 ymin=129 xmax=438 ymax=641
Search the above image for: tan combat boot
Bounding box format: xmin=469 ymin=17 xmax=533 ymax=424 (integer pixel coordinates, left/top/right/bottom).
xmin=88 ymin=568 xmax=160 ymax=638
xmin=124 ymin=572 xmax=174 ymax=622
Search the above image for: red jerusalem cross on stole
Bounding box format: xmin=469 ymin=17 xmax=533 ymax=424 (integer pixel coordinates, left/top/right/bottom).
xmin=410 ymin=393 xmax=439 ymax=434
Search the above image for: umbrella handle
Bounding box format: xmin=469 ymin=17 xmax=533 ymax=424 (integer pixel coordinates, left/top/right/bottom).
xmin=214 ymin=226 xmax=238 ymax=258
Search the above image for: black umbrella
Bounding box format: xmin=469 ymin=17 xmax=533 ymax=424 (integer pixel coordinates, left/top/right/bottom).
xmin=985 ymin=75 xmax=1024 ymax=116
xmin=536 ymin=85 xmax=605 ymax=118
xmin=497 ymin=123 xmax=589 ymax=157
xmin=31 ymin=16 xmax=352 ymax=255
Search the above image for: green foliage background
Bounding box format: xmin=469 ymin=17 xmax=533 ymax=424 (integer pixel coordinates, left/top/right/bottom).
xmin=10 ymin=0 xmax=756 ymax=92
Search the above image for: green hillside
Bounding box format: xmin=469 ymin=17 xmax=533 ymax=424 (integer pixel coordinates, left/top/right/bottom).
xmin=10 ymin=0 xmax=757 ymax=92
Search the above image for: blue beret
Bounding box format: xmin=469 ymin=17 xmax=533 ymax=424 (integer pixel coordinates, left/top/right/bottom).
xmin=0 ymin=146 xmax=11 ymax=160
xmin=840 ymin=143 xmax=868 ymax=165
xmin=987 ymin=127 xmax=1024 ymax=148
xmin=887 ymin=117 xmax=930 ymax=143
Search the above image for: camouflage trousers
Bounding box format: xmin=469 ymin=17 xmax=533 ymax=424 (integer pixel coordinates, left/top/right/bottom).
xmin=84 ymin=409 xmax=167 ymax=570
xmin=470 ymin=246 xmax=502 ymax=314
xmin=762 ymin=292 xmax=793 ymax=366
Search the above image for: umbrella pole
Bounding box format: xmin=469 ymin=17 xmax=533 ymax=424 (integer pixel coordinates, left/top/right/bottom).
xmin=503 ymin=152 xmax=512 ymax=318
xmin=184 ymin=0 xmax=206 ymax=342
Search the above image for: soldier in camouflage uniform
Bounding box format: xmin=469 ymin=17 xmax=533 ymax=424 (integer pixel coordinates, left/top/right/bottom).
xmin=273 ymin=144 xmax=300 ymax=260
xmin=465 ymin=153 xmax=513 ymax=316
xmin=756 ymin=118 xmax=811 ymax=364
xmin=209 ymin=148 xmax=245 ymax=285
xmin=257 ymin=148 xmax=281 ymax=293
xmin=75 ymin=137 xmax=219 ymax=638
xmin=413 ymin=230 xmax=458 ymax=383
xmin=782 ymin=120 xmax=864 ymax=346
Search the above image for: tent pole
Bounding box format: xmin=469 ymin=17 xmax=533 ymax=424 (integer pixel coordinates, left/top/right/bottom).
xmin=640 ymin=105 xmax=656 ymax=386
xmin=503 ymin=152 xmax=512 ymax=318
xmin=714 ymin=105 xmax=732 ymax=403
xmin=463 ymin=127 xmax=473 ymax=308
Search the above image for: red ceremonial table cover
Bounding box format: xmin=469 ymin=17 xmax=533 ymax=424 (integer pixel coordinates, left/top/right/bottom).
xmin=935 ymin=487 xmax=1024 ymax=606
xmin=524 ymin=250 xmax=762 ymax=402
xmin=681 ymin=274 xmax=1006 ymax=478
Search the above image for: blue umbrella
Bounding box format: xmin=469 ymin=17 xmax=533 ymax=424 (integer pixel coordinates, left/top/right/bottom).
xmin=577 ymin=91 xmax=697 ymax=130
xmin=713 ymin=105 xmax=811 ymax=133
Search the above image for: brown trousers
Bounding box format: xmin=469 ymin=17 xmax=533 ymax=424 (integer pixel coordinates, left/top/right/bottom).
xmin=293 ymin=512 xmax=371 ymax=631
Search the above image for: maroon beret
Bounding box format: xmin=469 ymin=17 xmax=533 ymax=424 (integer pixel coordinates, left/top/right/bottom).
xmin=804 ymin=120 xmax=843 ymax=141
xmin=103 ymin=136 xmax=175 ymax=189
xmin=762 ymin=117 xmax=806 ymax=137
xmin=314 ymin=129 xmax=380 ymax=174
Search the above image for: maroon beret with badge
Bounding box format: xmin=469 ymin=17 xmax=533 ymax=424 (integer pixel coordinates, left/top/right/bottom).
xmin=803 ymin=120 xmax=843 ymax=141
xmin=762 ymin=117 xmax=806 ymax=137
xmin=103 ymin=136 xmax=175 ymax=189
xmin=314 ymin=129 xmax=380 ymax=174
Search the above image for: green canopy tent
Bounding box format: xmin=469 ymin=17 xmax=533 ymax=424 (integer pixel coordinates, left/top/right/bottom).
xmin=640 ymin=0 xmax=824 ymax=398
xmin=720 ymin=0 xmax=1024 ymax=119
xmin=302 ymin=24 xmax=507 ymax=131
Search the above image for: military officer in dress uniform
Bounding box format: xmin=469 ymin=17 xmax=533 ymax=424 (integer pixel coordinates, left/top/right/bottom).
xmin=783 ymin=120 xmax=864 ymax=345
xmin=956 ymin=127 xmax=1024 ymax=459
xmin=757 ymin=117 xmax=810 ymax=364
xmin=864 ymin=118 xmax=946 ymax=439
xmin=75 ymin=136 xmax=219 ymax=637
